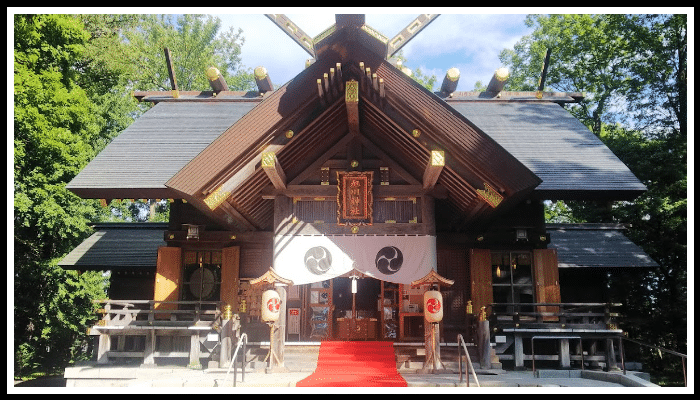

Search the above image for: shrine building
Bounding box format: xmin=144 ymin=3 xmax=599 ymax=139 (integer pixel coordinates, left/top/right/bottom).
xmin=60 ymin=14 xmax=657 ymax=370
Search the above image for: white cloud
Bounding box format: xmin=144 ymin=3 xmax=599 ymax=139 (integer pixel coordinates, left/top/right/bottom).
xmin=216 ymin=12 xmax=532 ymax=91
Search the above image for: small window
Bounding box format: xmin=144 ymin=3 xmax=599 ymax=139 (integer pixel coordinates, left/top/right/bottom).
xmin=182 ymin=250 xmax=222 ymax=302
xmin=491 ymin=251 xmax=534 ymax=310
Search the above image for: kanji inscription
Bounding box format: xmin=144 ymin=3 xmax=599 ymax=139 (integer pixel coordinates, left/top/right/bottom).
xmin=337 ymin=171 xmax=373 ymax=225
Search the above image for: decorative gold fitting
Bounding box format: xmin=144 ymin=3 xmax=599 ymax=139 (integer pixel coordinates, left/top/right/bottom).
xmin=478 ymin=306 xmax=487 ymax=321
xmin=223 ymin=305 xmax=233 ymax=320
xmin=466 ymin=300 xmax=473 ymax=315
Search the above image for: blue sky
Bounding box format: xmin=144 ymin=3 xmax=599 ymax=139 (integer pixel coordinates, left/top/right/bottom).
xmin=216 ymin=10 xmax=534 ymax=92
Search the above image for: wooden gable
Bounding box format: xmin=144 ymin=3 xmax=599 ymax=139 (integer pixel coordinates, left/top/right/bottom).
xmin=165 ymin=19 xmax=540 ymax=232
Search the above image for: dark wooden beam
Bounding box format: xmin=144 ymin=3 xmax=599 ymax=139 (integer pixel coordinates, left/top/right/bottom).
xmin=537 ymin=48 xmax=552 ymax=93
xmin=486 ymin=67 xmax=509 ymax=95
xmin=440 ymin=67 xmax=460 ymax=95
xmin=346 ymin=80 xmax=360 ymax=135
xmin=261 ymin=151 xmax=287 ymax=190
xmin=163 ymin=47 xmax=179 ymax=98
xmin=206 ymin=66 xmax=229 ymax=93
xmin=261 ymin=184 xmax=447 ymax=199
xmin=254 ymin=66 xmax=274 ymax=93
xmin=288 ymin=134 xmax=355 ymax=186
xmin=358 ymin=135 xmax=420 ymax=185
xmin=423 ymin=150 xmax=444 ymax=190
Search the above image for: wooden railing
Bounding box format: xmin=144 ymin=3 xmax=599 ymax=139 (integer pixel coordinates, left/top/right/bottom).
xmin=486 ymin=303 xmax=625 ymax=371
xmin=94 ymin=299 xmax=224 ymax=327
xmin=89 ymin=300 xmax=238 ymax=367
xmin=488 ymin=302 xmax=621 ymax=330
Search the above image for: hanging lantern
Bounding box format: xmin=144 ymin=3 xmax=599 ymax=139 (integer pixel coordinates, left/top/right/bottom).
xmin=261 ymin=289 xmax=281 ymax=322
xmin=424 ymin=289 xmax=443 ymax=323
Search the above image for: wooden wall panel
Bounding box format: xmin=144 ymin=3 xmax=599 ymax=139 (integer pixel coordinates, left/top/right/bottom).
xmin=469 ymin=248 xmax=493 ymax=317
xmin=154 ymin=246 xmax=182 ymax=316
xmin=437 ymin=248 xmax=467 ymax=331
xmin=221 ymin=246 xmax=240 ymax=309
xmin=533 ymin=248 xmax=561 ymax=320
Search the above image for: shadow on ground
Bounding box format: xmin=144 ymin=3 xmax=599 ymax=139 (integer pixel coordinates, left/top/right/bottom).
xmin=14 ymin=376 xmax=66 ymax=387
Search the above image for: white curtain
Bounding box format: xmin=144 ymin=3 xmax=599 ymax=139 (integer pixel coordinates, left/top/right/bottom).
xmin=273 ymin=235 xmax=437 ymax=285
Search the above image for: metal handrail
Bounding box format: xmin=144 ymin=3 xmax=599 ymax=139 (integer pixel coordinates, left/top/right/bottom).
xmin=457 ymin=334 xmax=480 ymax=387
xmin=224 ymin=333 xmax=248 ymax=387
xmin=620 ymin=336 xmax=687 ymax=387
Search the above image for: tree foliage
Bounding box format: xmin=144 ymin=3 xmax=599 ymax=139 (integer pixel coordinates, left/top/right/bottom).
xmin=14 ymin=14 xmax=110 ymax=377
xmin=108 ymin=14 xmax=255 ymax=92
xmin=13 ymin=13 xmax=257 ymax=379
xmin=501 ymin=14 xmax=687 ymax=384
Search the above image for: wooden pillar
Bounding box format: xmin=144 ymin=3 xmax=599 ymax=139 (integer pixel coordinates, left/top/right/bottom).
xmin=423 ymin=321 xmax=444 ymax=373
xmin=96 ymin=334 xmax=111 ymax=364
xmin=606 ymin=338 xmax=620 ymax=371
xmin=270 ymin=284 xmax=287 ymax=371
xmin=589 ymin=341 xmax=602 ymax=369
xmin=559 ymin=339 xmax=571 ymax=368
xmin=190 ymin=332 xmax=201 ymax=367
xmin=514 ymin=334 xmax=525 ymax=369
xmin=250 ymin=268 xmax=293 ymax=373
xmin=412 ymin=272 xmax=454 ymax=374
xmin=142 ymin=330 xmax=155 ymax=366
xmin=477 ymin=318 xmax=492 ymax=369
xmin=219 ymin=307 xmax=234 ymax=367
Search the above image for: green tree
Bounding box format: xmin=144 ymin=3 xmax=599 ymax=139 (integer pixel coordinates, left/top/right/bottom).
xmin=14 ymin=14 xmax=110 ymax=378
xmin=501 ymin=14 xmax=687 ymax=385
xmin=391 ymin=50 xmax=437 ymax=91
xmin=112 ymin=14 xmax=255 ymax=92
xmin=500 ymin=14 xmax=647 ymax=136
xmin=14 ymin=13 xmax=260 ymax=378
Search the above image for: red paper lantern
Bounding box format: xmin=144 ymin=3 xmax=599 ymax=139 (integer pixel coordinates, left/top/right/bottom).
xmin=262 ymin=290 xmax=281 ymax=322
xmin=424 ymin=290 xmax=443 ymax=323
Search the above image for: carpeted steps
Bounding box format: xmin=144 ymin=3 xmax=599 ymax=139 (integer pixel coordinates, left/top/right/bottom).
xmin=296 ymin=341 xmax=407 ymax=387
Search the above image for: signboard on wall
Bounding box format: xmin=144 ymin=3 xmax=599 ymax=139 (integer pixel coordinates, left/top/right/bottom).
xmin=288 ymin=308 xmax=301 ymax=335
xmin=337 ymin=171 xmax=373 ymax=225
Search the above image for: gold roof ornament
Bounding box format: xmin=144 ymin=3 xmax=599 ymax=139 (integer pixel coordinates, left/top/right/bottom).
xmin=250 ymin=267 xmax=294 ymax=288
xmin=410 ymin=269 xmax=454 ymax=288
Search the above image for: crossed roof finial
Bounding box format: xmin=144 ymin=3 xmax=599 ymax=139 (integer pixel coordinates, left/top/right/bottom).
xmin=265 ymin=14 xmax=439 ymax=61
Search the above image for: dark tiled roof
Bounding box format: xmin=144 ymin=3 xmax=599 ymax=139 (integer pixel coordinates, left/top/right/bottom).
xmin=58 ymin=222 xmax=657 ymax=271
xmin=66 ymin=96 xmax=646 ymax=202
xmin=66 ymin=101 xmax=257 ymax=199
xmin=58 ymin=223 xmax=167 ymax=271
xmin=449 ymin=102 xmax=647 ymax=198
xmin=546 ymin=223 xmax=658 ymax=268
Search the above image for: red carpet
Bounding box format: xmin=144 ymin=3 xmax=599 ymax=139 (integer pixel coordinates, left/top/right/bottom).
xmin=296 ymin=341 xmax=407 ymax=387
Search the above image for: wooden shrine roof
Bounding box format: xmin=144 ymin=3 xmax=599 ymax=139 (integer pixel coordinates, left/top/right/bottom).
xmin=58 ymin=223 xmax=167 ymax=271
xmin=547 ymin=223 xmax=658 ymax=268
xmin=66 ymin=101 xmax=258 ymax=200
xmin=66 ymin=91 xmax=645 ymax=198
xmin=66 ymin=16 xmax=646 ymax=232
xmin=57 ymin=222 xmax=658 ymax=271
xmin=448 ymin=102 xmax=647 ymax=200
